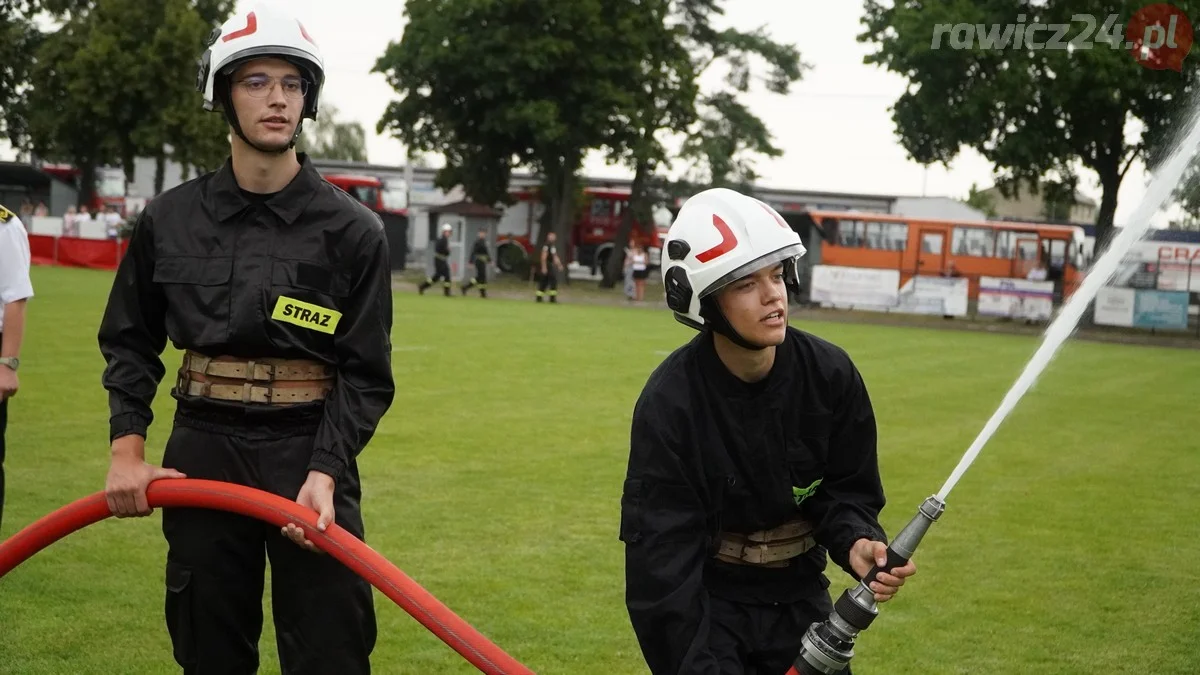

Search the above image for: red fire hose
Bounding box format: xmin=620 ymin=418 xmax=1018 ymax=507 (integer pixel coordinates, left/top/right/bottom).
xmin=0 ymin=479 xmax=535 ymax=675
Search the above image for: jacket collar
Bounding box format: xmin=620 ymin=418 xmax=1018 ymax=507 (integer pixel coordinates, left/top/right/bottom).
xmin=698 ymin=327 xmax=795 ymax=400
xmin=211 ymin=152 xmax=321 ymax=225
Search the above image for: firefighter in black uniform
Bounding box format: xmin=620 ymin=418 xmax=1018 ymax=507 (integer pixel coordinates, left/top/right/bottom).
xmin=461 ymin=228 xmax=490 ymax=297
xmin=536 ymin=230 xmax=564 ymax=302
xmin=621 ymin=188 xmax=916 ymax=675
xmin=419 ymin=223 xmax=454 ymax=296
xmin=97 ymin=7 xmax=394 ymax=674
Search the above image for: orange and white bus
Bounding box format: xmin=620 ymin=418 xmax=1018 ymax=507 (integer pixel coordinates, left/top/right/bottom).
xmin=794 ymin=210 xmax=1088 ymax=300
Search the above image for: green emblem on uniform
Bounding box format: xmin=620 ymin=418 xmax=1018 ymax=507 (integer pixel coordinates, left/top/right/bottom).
xmin=793 ymin=478 xmax=822 ymax=506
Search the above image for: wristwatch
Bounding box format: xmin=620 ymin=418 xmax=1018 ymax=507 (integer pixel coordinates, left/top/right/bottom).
xmin=0 ymin=357 xmax=19 ymax=372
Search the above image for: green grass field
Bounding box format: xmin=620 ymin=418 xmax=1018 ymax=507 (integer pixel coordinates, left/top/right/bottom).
xmin=1 ymin=265 xmax=1197 ymax=675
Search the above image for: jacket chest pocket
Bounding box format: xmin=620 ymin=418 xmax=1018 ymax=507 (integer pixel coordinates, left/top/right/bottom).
xmin=153 ymin=255 xmax=233 ymax=345
xmin=785 ymin=413 xmax=832 ymax=507
xmin=266 ymin=260 xmax=352 ymax=346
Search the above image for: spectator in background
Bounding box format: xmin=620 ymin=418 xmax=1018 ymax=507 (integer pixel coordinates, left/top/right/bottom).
xmin=624 ymin=239 xmax=636 ymax=300
xmin=63 ymin=206 xmax=79 ymax=237
xmin=33 ymin=202 xmax=48 ymax=217
xmin=630 ymin=240 xmax=649 ymax=302
xmin=0 ymin=202 xmax=34 ymax=533
xmin=104 ymin=205 xmax=122 ymax=239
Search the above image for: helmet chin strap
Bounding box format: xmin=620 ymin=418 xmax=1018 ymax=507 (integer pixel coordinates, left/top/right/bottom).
xmin=699 ymin=298 xmax=770 ymax=351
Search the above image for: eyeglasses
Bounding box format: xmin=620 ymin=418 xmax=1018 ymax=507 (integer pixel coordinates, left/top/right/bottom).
xmin=236 ymin=75 xmax=309 ymax=100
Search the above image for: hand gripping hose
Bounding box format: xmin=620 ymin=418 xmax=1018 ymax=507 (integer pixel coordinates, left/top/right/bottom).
xmin=0 ymin=479 xmax=535 ymax=675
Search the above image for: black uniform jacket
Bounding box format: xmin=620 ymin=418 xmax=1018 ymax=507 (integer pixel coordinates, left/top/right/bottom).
xmin=470 ymin=239 xmax=489 ymax=263
xmin=620 ymin=326 xmax=888 ymax=674
xmin=97 ymin=154 xmax=395 ymax=481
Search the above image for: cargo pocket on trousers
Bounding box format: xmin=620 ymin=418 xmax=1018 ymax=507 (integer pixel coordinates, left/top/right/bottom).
xmin=165 ymin=560 xmax=197 ymax=667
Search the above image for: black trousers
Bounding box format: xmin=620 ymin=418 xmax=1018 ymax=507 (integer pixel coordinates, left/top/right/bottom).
xmin=420 ymin=258 xmax=451 ymax=290
xmin=707 ymin=593 xmax=850 ymax=675
xmin=160 ymin=417 xmax=376 ymax=675
xmin=0 ymin=380 xmax=7 ymax=534
xmin=536 ymin=269 xmax=558 ymax=300
xmin=463 ymin=260 xmax=488 ymax=290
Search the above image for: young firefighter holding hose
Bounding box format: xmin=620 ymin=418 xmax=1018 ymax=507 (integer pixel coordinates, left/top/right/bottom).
xmin=96 ymin=5 xmax=394 ymax=673
xmin=619 ymin=188 xmax=917 ymax=675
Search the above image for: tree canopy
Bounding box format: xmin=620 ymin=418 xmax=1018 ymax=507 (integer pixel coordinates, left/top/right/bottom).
xmin=11 ymin=0 xmax=233 ymax=202
xmin=860 ymin=0 xmax=1200 ymax=252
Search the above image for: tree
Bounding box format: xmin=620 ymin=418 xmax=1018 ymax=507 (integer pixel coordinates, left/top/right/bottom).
xmin=297 ymin=104 xmax=369 ymax=162
xmin=0 ymin=4 xmax=46 ymax=152
xmin=23 ymin=11 xmax=119 ymax=207
xmin=965 ymin=182 xmax=998 ymax=217
xmin=132 ymin=0 xmax=234 ymax=193
xmin=373 ymin=0 xmax=654 ymax=265
xmin=597 ymin=1 xmax=805 ymax=287
xmin=860 ymin=1 xmax=1200 ymax=255
xmin=17 ymin=0 xmax=233 ymax=201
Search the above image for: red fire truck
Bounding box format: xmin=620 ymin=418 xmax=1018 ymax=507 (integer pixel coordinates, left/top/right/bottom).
xmin=40 ymin=163 xmax=127 ymax=215
xmin=323 ymin=173 xmax=409 ymax=213
xmin=495 ymin=186 xmax=666 ymax=275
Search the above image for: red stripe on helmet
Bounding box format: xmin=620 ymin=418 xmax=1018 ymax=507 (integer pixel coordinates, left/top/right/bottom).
xmin=222 ymin=12 xmax=258 ymax=42
xmin=696 ymin=214 xmax=739 ymax=263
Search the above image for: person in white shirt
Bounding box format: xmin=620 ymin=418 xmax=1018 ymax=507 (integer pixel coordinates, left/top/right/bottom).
xmin=630 ymin=240 xmax=649 ymax=301
xmin=104 ymin=206 xmax=123 ymax=239
xmin=0 ymin=202 xmax=34 ymax=533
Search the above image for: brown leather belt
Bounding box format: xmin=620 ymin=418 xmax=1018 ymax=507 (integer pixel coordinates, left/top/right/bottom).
xmin=174 ymin=350 xmax=334 ymax=405
xmin=714 ymin=518 xmax=816 ymax=568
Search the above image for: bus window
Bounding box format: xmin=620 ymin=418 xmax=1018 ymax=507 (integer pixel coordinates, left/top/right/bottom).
xmin=921 ymin=232 xmax=943 ymax=254
xmin=838 ymin=220 xmax=866 ymax=247
xmin=1047 ymin=239 xmax=1066 ymax=265
xmin=1016 ymin=236 xmax=1039 ymax=260
xmin=952 ymin=226 xmax=996 ymax=257
xmin=884 ymin=223 xmax=907 ymax=250
xmin=864 ymin=221 xmax=883 ymax=249
xmin=995 ymin=230 xmax=1014 ymax=258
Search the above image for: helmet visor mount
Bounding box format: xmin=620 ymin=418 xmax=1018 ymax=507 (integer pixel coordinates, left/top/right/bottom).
xmin=697 ymin=242 xmax=807 ymax=300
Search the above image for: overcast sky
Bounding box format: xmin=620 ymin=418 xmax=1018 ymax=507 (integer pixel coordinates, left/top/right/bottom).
xmin=258 ymin=0 xmax=1173 ymax=226
xmin=4 ymin=0 xmax=1179 ymax=226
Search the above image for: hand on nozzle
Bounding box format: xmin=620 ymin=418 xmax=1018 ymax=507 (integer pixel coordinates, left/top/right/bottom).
xmin=850 ymin=539 xmax=917 ymax=602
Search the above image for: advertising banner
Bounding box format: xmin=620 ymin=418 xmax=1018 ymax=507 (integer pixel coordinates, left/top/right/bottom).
xmin=1132 ymin=289 xmax=1190 ymax=329
xmin=1094 ymin=287 xmax=1135 ymax=328
xmin=978 ymin=276 xmax=1055 ymax=321
xmin=810 ymin=265 xmax=899 ymax=310
xmin=895 ymin=276 xmax=969 ymax=317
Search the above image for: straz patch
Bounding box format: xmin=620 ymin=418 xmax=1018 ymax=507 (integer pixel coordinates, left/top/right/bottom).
xmin=271 ymin=295 xmax=341 ymax=334
xmin=0 ymin=205 xmax=13 ymax=223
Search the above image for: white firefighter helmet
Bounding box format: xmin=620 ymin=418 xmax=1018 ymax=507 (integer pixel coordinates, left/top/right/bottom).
xmin=661 ymin=187 xmax=806 ymax=331
xmin=196 ymin=3 xmax=325 ymax=123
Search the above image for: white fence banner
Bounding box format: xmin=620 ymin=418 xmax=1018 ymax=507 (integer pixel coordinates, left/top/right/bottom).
xmin=978 ymin=276 xmax=1055 ymax=321
xmin=1094 ymin=287 xmax=1136 ymax=327
xmin=810 ymin=265 xmax=899 ymax=310
xmin=895 ymin=276 xmax=970 ymax=317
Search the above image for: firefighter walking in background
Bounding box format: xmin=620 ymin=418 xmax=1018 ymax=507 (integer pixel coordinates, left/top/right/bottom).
xmin=461 ymin=229 xmax=490 ymax=298
xmin=419 ymin=222 xmax=453 ymax=296
xmin=535 ymin=231 xmax=565 ymax=303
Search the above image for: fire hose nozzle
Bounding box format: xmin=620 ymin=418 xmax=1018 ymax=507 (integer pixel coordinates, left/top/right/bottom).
xmin=790 ymin=495 xmax=947 ymax=675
